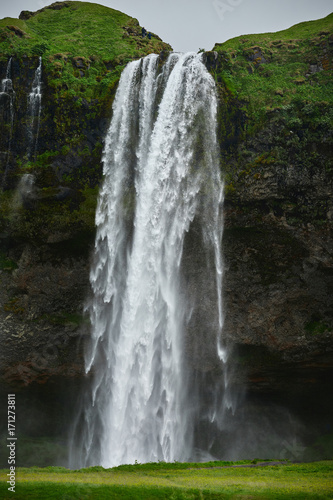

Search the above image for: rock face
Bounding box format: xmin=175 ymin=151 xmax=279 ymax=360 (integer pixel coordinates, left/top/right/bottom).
xmin=0 ymin=5 xmax=332 ymax=464
xmin=180 ymin=98 xmax=333 ymax=460
xmin=221 ymin=123 xmax=333 ymax=404
xmin=190 ymin=24 xmax=333 ymax=418
xmin=0 ymin=243 xmax=89 ymax=386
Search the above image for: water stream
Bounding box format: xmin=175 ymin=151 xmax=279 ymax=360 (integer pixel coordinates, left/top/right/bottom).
xmin=27 ymin=57 xmax=42 ymax=160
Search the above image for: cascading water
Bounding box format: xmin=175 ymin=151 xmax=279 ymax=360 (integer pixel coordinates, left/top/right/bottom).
xmin=0 ymin=57 xmax=15 ymax=180
xmin=70 ymin=52 xmax=227 ymax=468
xmin=27 ymin=57 xmax=42 ymax=160
xmin=1 ymin=57 xmax=13 ymax=92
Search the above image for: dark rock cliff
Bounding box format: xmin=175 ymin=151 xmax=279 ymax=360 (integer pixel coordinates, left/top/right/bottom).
xmin=0 ymin=4 xmax=332 ymax=464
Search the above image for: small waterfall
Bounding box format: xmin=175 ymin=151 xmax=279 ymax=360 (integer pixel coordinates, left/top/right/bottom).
xmin=27 ymin=57 xmax=42 ymax=160
xmin=70 ymin=52 xmax=226 ymax=468
xmin=0 ymin=57 xmax=15 ymax=181
xmin=1 ymin=57 xmax=14 ymax=93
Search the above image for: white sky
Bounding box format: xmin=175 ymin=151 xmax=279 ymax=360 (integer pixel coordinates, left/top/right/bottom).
xmin=0 ymin=0 xmax=332 ymax=52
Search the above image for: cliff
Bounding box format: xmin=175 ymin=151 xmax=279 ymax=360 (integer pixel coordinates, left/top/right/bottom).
xmin=0 ymin=2 xmax=332 ymax=464
xmin=199 ymin=15 xmax=333 ymax=372
xmin=0 ymin=0 xmax=171 ymax=384
xmin=202 ymin=18 xmax=333 ymax=456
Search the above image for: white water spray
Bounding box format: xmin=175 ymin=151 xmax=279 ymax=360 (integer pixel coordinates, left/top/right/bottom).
xmin=71 ymin=52 xmax=226 ymax=468
xmin=27 ymin=57 xmax=42 ymax=160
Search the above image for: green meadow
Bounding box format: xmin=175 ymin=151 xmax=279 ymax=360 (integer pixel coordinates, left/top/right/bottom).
xmin=0 ymin=460 xmax=332 ymax=499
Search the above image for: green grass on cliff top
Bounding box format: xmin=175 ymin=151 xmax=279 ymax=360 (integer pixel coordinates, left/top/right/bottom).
xmin=0 ymin=1 xmax=170 ymax=60
xmin=212 ymin=13 xmax=333 ymax=126
xmin=0 ymin=461 xmax=332 ymax=499
xmin=0 ymin=1 xmax=171 ymax=99
xmin=214 ymin=12 xmax=333 ymax=49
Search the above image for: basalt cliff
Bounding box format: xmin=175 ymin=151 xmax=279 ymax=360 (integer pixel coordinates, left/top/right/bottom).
xmin=0 ymin=2 xmax=332 ymax=465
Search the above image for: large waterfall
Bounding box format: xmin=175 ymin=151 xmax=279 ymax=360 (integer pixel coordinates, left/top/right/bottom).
xmin=71 ymin=52 xmax=226 ymax=468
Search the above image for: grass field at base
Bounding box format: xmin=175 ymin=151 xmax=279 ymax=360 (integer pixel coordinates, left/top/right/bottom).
xmin=0 ymin=460 xmax=332 ymax=499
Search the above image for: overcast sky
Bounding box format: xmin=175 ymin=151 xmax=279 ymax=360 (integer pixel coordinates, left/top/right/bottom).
xmin=1 ymin=0 xmax=332 ymax=52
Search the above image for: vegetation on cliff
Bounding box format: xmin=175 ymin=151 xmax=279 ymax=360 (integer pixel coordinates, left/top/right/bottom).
xmin=0 ymin=1 xmax=172 ymax=242
xmin=209 ymin=13 xmax=333 ymax=216
xmin=0 ymin=1 xmax=171 ymax=100
xmin=209 ymin=13 xmax=333 ymax=378
xmin=212 ymin=13 xmax=333 ymax=130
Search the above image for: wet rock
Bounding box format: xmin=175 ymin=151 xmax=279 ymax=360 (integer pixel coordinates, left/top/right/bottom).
xmin=202 ymin=51 xmax=219 ymax=71
xmin=0 ymin=242 xmax=90 ymax=389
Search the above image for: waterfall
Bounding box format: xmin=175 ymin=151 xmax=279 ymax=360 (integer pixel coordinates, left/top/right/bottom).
xmin=1 ymin=57 xmax=14 ymax=94
xmin=0 ymin=57 xmax=15 ymax=181
xmin=27 ymin=57 xmax=42 ymax=160
xmin=70 ymin=52 xmax=226 ymax=468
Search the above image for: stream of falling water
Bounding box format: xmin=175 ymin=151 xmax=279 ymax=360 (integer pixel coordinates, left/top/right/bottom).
xmin=27 ymin=57 xmax=42 ymax=160
xmin=70 ymin=52 xmax=226 ymax=468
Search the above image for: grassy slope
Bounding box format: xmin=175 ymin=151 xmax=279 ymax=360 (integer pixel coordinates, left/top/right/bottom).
xmin=212 ymin=13 xmax=333 ymax=129
xmin=0 ymin=1 xmax=172 ymax=100
xmin=0 ymin=461 xmax=332 ymax=499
